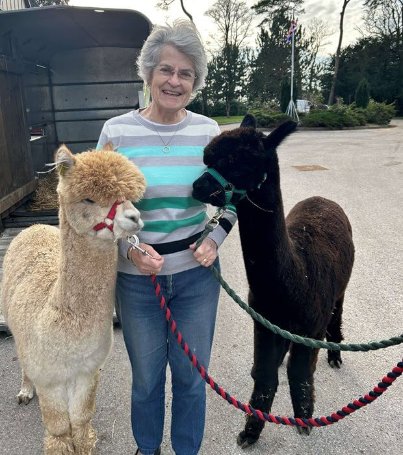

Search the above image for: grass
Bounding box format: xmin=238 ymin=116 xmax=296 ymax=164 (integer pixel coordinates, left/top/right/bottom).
xmin=211 ymin=115 xmax=244 ymax=125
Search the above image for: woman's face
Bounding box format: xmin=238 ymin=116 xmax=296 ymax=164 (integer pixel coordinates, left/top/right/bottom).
xmin=149 ymin=45 xmax=195 ymax=115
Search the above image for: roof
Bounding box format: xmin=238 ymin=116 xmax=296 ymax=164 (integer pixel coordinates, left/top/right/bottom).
xmin=0 ymin=6 xmax=152 ymax=63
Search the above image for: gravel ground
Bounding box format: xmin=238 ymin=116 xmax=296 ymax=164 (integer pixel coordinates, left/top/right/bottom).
xmin=0 ymin=120 xmax=402 ymax=455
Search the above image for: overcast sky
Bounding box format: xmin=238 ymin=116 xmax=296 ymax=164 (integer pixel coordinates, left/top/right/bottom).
xmin=70 ymin=0 xmax=366 ymax=55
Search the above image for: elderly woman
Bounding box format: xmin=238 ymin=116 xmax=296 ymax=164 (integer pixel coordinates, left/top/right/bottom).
xmin=97 ymin=20 xmax=236 ymax=455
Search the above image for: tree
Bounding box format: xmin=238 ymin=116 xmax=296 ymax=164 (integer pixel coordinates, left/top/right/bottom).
xmin=355 ymin=78 xmax=370 ymax=107
xmin=205 ymin=0 xmax=254 ymax=49
xmin=299 ymin=18 xmax=333 ymax=96
xmin=361 ymin=0 xmax=403 ymax=113
xmin=205 ymin=44 xmax=250 ymax=116
xmin=251 ymin=0 xmax=304 ymax=25
xmin=156 ymin=0 xmax=194 ymax=22
xmin=205 ymin=0 xmax=254 ymax=116
xmin=321 ymin=35 xmax=400 ymax=109
xmin=362 ymin=0 xmax=403 ymax=38
xmin=247 ymin=7 xmax=306 ymax=106
xmin=328 ymin=0 xmax=351 ymax=105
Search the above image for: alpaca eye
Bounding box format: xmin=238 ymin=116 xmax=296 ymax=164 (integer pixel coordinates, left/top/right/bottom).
xmin=83 ymin=198 xmax=95 ymax=204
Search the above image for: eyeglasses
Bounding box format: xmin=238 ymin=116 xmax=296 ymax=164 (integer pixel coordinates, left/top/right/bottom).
xmin=155 ymin=65 xmax=197 ymax=82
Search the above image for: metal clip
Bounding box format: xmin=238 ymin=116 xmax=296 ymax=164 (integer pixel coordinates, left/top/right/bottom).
xmin=127 ymin=235 xmax=156 ymax=259
xmin=207 ymin=207 xmax=227 ymax=229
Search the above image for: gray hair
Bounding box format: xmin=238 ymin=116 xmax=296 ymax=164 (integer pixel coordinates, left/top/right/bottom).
xmin=137 ymin=19 xmax=208 ymax=92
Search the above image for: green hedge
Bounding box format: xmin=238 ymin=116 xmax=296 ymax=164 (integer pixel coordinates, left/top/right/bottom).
xmin=300 ymin=101 xmax=395 ymax=128
xmin=248 ymin=109 xmax=292 ymax=128
xmin=301 ymin=106 xmax=365 ymax=129
xmin=363 ymin=100 xmax=396 ymax=125
xmin=247 ymin=100 xmax=395 ymax=129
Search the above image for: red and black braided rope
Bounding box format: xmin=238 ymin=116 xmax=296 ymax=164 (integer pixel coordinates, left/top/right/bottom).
xmin=151 ymin=275 xmax=402 ymax=428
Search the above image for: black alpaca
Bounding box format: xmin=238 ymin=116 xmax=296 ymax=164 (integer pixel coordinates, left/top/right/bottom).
xmin=192 ymin=115 xmax=355 ymax=447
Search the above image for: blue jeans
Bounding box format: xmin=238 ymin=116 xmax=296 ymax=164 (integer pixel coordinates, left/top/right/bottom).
xmin=116 ymin=261 xmax=220 ymax=455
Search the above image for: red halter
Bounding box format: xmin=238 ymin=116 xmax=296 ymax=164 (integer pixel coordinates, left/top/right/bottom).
xmin=93 ymin=200 xmax=122 ymax=232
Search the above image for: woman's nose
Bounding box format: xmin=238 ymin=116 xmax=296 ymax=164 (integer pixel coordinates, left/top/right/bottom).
xmin=168 ymin=71 xmax=181 ymax=85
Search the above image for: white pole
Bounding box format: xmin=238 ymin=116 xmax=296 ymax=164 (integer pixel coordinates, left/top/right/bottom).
xmin=290 ymin=15 xmax=295 ymax=102
xmin=286 ymin=8 xmax=299 ymax=122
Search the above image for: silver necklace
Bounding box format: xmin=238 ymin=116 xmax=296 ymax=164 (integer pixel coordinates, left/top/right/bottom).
xmin=147 ymin=118 xmax=182 ymax=154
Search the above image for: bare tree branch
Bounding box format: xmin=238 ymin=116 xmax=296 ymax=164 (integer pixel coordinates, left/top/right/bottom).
xmin=156 ymin=0 xmax=193 ymax=22
xmin=328 ymin=0 xmax=351 ymax=105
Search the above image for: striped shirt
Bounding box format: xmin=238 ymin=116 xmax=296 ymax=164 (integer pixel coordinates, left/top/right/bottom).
xmin=97 ymin=109 xmax=237 ymax=275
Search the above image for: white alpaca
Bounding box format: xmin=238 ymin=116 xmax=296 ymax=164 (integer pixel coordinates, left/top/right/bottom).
xmin=1 ymin=144 xmax=146 ymax=454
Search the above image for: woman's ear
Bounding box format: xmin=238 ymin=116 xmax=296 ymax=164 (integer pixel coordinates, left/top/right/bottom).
xmin=54 ymin=144 xmax=75 ymax=175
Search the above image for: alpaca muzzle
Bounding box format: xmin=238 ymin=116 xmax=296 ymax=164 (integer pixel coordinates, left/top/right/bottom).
xmin=193 ymin=168 xmax=246 ymax=208
xmin=93 ymin=200 xmax=122 ymax=232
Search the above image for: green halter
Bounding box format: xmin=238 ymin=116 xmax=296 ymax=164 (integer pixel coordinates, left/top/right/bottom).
xmin=204 ymin=168 xmax=247 ymax=210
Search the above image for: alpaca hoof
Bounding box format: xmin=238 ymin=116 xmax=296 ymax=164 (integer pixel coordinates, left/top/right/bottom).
xmin=17 ymin=389 xmax=34 ymax=405
xmin=296 ymin=425 xmax=312 ymax=436
xmin=237 ymin=431 xmax=259 ymax=449
xmin=328 ymin=351 xmax=343 ymax=368
xmin=329 ymin=358 xmax=342 ymax=368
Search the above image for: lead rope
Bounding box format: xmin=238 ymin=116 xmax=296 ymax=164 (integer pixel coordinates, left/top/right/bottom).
xmin=150 ymin=274 xmax=402 ymax=427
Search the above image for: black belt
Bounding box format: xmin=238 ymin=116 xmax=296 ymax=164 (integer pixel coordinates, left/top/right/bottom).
xmin=149 ymin=232 xmax=203 ymax=255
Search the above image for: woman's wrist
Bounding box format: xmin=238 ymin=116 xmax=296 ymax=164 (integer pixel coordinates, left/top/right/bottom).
xmin=205 ymin=237 xmax=218 ymax=250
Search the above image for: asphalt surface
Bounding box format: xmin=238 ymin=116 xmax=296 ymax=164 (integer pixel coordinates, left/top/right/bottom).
xmin=0 ymin=120 xmax=402 ymax=455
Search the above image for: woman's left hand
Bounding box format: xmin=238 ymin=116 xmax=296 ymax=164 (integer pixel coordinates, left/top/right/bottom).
xmin=189 ymin=237 xmax=218 ymax=267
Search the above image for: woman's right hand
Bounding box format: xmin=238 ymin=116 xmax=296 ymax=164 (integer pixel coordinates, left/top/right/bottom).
xmin=128 ymin=243 xmax=164 ymax=275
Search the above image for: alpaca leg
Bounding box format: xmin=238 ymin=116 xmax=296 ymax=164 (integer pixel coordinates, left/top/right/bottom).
xmin=287 ymin=344 xmax=319 ymax=436
xmin=69 ymin=372 xmax=99 ymax=455
xmin=326 ymin=295 xmax=344 ymax=368
xmin=36 ymin=385 xmax=74 ymax=455
xmin=237 ymin=326 xmax=290 ymax=449
xmin=17 ymin=370 xmax=35 ymax=404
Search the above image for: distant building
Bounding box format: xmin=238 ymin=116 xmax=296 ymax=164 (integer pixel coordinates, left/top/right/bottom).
xmin=0 ymin=0 xmax=31 ymax=11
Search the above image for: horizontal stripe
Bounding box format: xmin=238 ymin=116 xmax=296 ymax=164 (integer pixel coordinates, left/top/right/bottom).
xmin=142 ymin=211 xmax=207 ymax=233
xmin=140 ymin=206 xmax=204 ymax=222
xmin=149 ymin=232 xmax=203 ymax=255
xmin=115 ymin=136 xmax=213 ymax=148
xmin=144 ymin=184 xmax=198 ymax=198
xmin=131 ymin=156 xmax=203 ymax=167
xmin=137 ymin=223 xmax=207 ymax=244
xmin=137 ymin=197 xmax=203 ymax=211
xmin=118 ymin=145 xmax=203 ymax=158
xmin=142 ymin=166 xmax=205 ymax=186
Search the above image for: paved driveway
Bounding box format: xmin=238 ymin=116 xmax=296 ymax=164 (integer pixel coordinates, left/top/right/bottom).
xmin=0 ymin=120 xmax=402 ymax=454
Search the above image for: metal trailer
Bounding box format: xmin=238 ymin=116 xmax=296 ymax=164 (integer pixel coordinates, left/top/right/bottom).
xmin=0 ymin=5 xmax=151 ymax=221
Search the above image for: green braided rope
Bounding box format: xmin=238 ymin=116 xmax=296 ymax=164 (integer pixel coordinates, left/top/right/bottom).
xmin=210 ymin=265 xmax=403 ymax=352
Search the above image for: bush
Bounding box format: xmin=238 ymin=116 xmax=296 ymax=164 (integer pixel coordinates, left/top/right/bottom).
xmin=300 ymin=100 xmax=395 ymax=129
xmin=300 ymin=107 xmax=364 ymax=129
xmin=364 ymin=100 xmax=395 ymax=125
xmin=249 ymin=109 xmax=292 ymax=128
xmin=300 ymin=111 xmax=346 ymax=128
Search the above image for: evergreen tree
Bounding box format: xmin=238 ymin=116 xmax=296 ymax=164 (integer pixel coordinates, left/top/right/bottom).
xmin=355 ymin=78 xmax=370 ymax=108
xmin=247 ymin=9 xmax=302 ymax=106
xmin=280 ymin=77 xmax=290 ymax=112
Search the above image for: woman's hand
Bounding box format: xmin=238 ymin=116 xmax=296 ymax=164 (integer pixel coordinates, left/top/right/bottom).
xmin=189 ymin=237 xmax=218 ymax=267
xmin=128 ymin=243 xmax=164 ymax=275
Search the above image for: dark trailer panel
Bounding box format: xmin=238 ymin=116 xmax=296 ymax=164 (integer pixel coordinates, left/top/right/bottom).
xmin=0 ymin=6 xmax=151 ymax=216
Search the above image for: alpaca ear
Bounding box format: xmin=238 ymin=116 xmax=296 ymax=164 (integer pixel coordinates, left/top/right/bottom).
xmin=240 ymin=114 xmax=257 ymax=129
xmin=102 ymin=142 xmax=115 ymax=151
xmin=263 ymin=120 xmax=297 ymax=151
xmin=55 ymin=144 xmax=75 ymax=175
